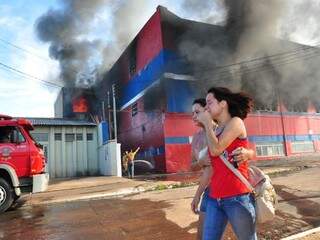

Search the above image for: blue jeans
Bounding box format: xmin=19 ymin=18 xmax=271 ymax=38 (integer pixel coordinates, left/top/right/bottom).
xmin=127 ymin=162 xmax=133 ymax=178
xmin=203 ymin=193 xmax=257 ymax=240
xmin=200 ymin=187 xmax=210 ymax=212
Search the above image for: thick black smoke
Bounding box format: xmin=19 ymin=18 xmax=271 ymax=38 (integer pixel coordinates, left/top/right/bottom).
xmin=35 ymin=0 xmax=107 ymax=88
xmin=35 ymin=0 xmax=320 ymax=112
xmin=178 ymin=0 xmax=320 ymax=112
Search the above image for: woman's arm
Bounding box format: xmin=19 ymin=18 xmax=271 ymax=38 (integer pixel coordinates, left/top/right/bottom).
xmin=190 ymin=150 xmax=202 ymax=171
xmin=191 ymin=166 xmax=212 ymax=213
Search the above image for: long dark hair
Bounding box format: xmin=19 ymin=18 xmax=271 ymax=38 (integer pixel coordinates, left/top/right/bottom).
xmin=207 ymin=87 xmax=253 ymax=119
xmin=192 ymin=98 xmax=206 ymax=108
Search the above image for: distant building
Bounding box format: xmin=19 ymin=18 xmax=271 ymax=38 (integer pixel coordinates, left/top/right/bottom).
xmin=29 ymin=118 xmax=98 ymax=178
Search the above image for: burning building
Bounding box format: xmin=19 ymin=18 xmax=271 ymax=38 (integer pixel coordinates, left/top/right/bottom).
xmin=55 ymin=5 xmax=320 ymax=173
xmin=55 ymin=88 xmax=99 ymax=121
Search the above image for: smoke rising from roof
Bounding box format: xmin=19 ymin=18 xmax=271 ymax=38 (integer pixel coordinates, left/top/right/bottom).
xmin=177 ymin=0 xmax=320 ymax=111
xmin=35 ymin=0 xmax=108 ymax=88
xmin=35 ymin=0 xmax=320 ymax=112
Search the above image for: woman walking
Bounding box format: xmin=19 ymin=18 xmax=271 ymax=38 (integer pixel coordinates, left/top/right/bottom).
xmin=197 ymin=87 xmax=257 ymax=240
xmin=190 ymin=97 xmax=255 ymax=240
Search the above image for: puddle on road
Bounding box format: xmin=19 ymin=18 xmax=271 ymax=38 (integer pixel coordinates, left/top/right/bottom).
xmin=257 ymin=184 xmax=320 ymax=239
xmin=1 ymin=183 xmax=318 ymax=240
xmin=275 ymin=185 xmax=320 ymax=227
xmin=0 ymin=198 xmax=197 ymax=240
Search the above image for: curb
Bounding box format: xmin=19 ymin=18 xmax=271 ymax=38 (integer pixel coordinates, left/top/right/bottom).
xmin=24 ymin=186 xmax=147 ymax=206
xmin=281 ymin=227 xmax=320 ymax=240
xmin=24 ymin=181 xmax=193 ymax=206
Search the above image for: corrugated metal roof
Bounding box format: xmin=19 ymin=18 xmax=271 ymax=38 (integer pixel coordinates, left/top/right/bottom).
xmin=26 ymin=118 xmax=97 ymax=127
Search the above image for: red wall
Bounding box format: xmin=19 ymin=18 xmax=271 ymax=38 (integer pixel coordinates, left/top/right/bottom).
xmin=164 ymin=113 xmax=198 ymax=137
xmin=245 ymin=114 xmax=283 ymax=136
xmin=118 ymin=99 xmax=166 ymax=171
xmin=163 ymin=112 xmax=320 ymax=172
xmin=114 ymin=8 xmax=163 ymax=86
xmin=136 ymin=9 xmax=163 ymax=73
xmin=246 ymin=113 xmax=320 ymax=136
xmin=164 ymin=113 xmax=199 ymax=173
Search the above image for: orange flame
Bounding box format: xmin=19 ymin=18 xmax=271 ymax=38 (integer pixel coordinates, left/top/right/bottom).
xmin=72 ymin=97 xmax=88 ymax=113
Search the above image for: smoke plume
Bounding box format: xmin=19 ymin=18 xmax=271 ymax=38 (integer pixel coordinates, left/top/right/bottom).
xmin=35 ymin=0 xmax=108 ymax=88
xmin=35 ymin=0 xmax=320 ymax=112
xmin=178 ymin=0 xmax=320 ymax=111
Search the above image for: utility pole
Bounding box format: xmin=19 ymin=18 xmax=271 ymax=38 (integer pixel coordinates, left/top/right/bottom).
xmin=107 ymin=91 xmax=112 ymax=139
xmin=102 ymin=101 xmax=106 ymax=122
xmin=112 ymin=84 xmax=117 ymax=141
xmin=278 ymin=92 xmax=288 ymax=156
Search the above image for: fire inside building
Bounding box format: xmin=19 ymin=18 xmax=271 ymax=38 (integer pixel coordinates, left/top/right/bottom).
xmin=55 ymin=6 xmax=320 ymax=173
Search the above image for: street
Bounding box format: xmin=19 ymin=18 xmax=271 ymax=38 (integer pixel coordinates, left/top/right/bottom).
xmin=0 ymin=166 xmax=319 ymax=240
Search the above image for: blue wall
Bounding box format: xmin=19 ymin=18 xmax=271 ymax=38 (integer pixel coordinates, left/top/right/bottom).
xmin=120 ymin=49 xmax=192 ymax=110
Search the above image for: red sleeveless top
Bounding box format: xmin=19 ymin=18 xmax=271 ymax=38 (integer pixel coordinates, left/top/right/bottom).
xmin=209 ymin=138 xmax=251 ymax=199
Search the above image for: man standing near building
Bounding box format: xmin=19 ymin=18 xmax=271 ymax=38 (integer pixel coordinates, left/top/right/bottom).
xmin=122 ymin=151 xmax=129 ymax=176
xmin=127 ymin=147 xmax=140 ymax=178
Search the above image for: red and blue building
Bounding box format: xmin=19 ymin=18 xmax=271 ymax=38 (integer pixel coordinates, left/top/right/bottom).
xmin=91 ymin=6 xmax=320 ymax=173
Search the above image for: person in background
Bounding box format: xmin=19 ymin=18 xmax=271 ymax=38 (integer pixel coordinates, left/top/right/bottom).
xmin=190 ymin=98 xmax=255 ymax=240
xmin=127 ymin=147 xmax=140 ymax=178
xmin=122 ymin=151 xmax=129 ymax=176
xmin=198 ymin=87 xmax=257 ymax=240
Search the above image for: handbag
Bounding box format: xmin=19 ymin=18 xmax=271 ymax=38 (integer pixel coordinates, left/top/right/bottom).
xmin=220 ymin=151 xmax=278 ymax=223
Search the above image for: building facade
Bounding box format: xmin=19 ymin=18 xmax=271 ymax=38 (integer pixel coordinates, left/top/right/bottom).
xmin=28 ymin=118 xmax=98 ymax=178
xmin=56 ymin=6 xmax=320 ymax=173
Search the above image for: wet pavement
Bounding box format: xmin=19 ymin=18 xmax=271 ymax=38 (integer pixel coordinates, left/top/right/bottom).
xmin=0 ymin=165 xmax=319 ymax=240
xmin=1 ymin=195 xmax=196 ymax=240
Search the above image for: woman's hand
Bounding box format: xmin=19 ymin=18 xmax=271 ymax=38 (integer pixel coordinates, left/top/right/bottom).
xmin=197 ymin=111 xmax=214 ymax=128
xmin=230 ymin=147 xmax=253 ymax=164
xmin=198 ymin=157 xmax=211 ymax=168
xmin=191 ymin=194 xmax=201 ymax=214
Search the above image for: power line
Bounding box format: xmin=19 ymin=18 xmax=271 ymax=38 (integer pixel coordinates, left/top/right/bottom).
xmin=0 ymin=37 xmax=51 ymax=62
xmin=190 ymin=43 xmax=320 ymax=75
xmin=202 ymin=49 xmax=320 ymax=84
xmin=0 ymin=61 xmax=62 ymax=88
xmin=0 ymin=37 xmax=81 ymax=76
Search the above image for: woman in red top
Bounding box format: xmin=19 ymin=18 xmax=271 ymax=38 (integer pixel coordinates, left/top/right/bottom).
xmin=197 ymin=87 xmax=257 ymax=240
xmin=190 ymin=98 xmax=255 ymax=240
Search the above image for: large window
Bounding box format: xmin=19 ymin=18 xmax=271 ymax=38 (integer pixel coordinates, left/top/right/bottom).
xmin=291 ymin=141 xmax=315 ymax=153
xmin=65 ymin=133 xmax=75 ymax=142
xmin=32 ymin=133 xmax=49 ymax=142
xmin=54 ymin=133 xmax=62 ymax=141
xmin=86 ymin=133 xmax=93 ymax=141
xmin=256 ymin=142 xmax=285 ymax=157
xmin=76 ymin=133 xmax=83 ymax=141
xmin=132 ymin=102 xmax=138 ymax=117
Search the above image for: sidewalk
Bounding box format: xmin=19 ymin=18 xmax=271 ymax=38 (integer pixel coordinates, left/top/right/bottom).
xmin=22 ymin=175 xmax=191 ymax=206
xmin=281 ymin=227 xmax=320 ymax=240
xmin=21 ymin=164 xmax=305 ymax=206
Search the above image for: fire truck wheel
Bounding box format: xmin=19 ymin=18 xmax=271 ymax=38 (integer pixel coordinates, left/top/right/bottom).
xmin=0 ymin=178 xmax=14 ymax=213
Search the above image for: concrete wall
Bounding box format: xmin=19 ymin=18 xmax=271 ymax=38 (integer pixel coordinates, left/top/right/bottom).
xmin=54 ymin=90 xmax=63 ymax=118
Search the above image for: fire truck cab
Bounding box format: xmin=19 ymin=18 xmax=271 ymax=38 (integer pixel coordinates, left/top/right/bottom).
xmin=0 ymin=114 xmax=49 ymax=213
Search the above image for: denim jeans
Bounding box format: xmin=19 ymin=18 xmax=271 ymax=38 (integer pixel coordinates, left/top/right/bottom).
xmin=200 ymin=187 xmax=210 ymax=212
xmin=127 ymin=162 xmax=133 ymax=178
xmin=203 ymin=193 xmax=257 ymax=240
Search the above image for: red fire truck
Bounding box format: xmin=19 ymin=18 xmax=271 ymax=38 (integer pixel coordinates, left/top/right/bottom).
xmin=0 ymin=114 xmax=48 ymax=212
